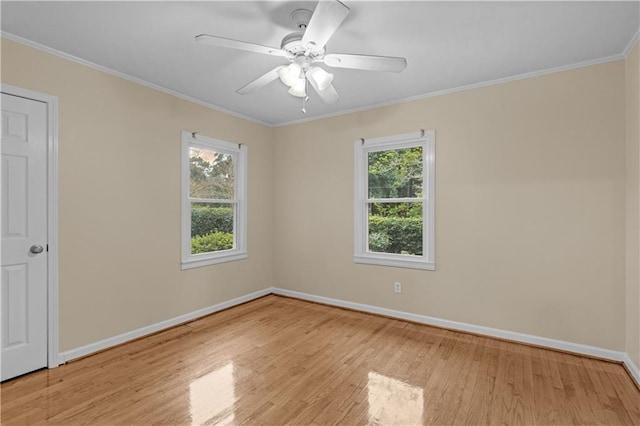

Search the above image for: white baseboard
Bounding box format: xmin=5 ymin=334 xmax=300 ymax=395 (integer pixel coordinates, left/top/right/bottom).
xmin=56 ymin=285 xmax=640 ymax=389
xmin=271 ymin=287 xmax=629 ymax=363
xmin=272 ymin=287 xmax=640 ymax=387
xmin=622 ymin=354 xmax=640 ymax=387
xmin=58 ymin=288 xmax=272 ymax=364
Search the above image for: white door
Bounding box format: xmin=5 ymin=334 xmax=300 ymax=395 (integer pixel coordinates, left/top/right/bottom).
xmin=1 ymin=93 xmax=48 ymax=381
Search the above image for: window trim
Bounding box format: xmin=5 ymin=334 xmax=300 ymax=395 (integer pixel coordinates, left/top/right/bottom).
xmin=181 ymin=131 xmax=247 ymax=269
xmin=354 ymin=130 xmax=435 ymax=270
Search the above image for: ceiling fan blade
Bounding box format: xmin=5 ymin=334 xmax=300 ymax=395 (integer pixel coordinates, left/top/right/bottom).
xmin=323 ymin=53 xmax=407 ymax=72
xmin=301 ymin=0 xmax=350 ymax=49
xmin=236 ymin=66 xmax=284 ymax=95
xmin=196 ymin=34 xmax=291 ymax=58
xmin=306 ymin=70 xmax=339 ymax=104
xmin=317 ymin=83 xmax=340 ymax=104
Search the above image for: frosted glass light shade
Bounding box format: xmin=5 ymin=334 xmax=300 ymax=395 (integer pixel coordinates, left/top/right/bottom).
xmin=288 ymin=77 xmax=306 ymax=97
xmin=308 ymin=67 xmax=334 ymax=91
xmin=278 ymin=63 xmax=302 ymax=87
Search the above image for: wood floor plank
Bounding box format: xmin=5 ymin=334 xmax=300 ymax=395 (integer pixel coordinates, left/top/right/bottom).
xmin=2 ymin=295 xmax=639 ymax=425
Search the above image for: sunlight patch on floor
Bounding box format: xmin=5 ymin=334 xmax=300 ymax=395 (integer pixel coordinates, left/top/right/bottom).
xmin=367 ymin=371 xmax=424 ymax=425
xmin=190 ymin=362 xmax=236 ymax=425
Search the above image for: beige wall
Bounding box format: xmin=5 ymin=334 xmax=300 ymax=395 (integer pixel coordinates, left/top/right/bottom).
xmin=273 ymin=61 xmax=627 ymax=350
xmin=1 ymin=39 xmax=274 ymax=351
xmin=626 ymin=42 xmax=640 ymax=368
xmin=1 ymin=36 xmax=633 ymax=355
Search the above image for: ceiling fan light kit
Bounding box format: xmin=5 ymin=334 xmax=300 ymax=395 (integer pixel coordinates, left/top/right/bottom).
xmin=279 ymin=63 xmax=334 ymax=98
xmin=196 ymin=0 xmax=407 ymax=113
xmin=278 ymin=63 xmax=303 ymax=87
xmin=287 ymin=76 xmax=307 ymax=98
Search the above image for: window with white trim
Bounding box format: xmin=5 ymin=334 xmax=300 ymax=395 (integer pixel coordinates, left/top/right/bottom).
xmin=354 ymin=130 xmax=435 ymax=270
xmin=181 ymin=131 xmax=247 ymax=269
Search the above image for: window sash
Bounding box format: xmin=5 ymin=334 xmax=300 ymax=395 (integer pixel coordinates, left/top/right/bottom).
xmin=364 ymin=200 xmax=426 ymax=257
xmin=189 ymin=198 xmax=236 ymax=204
xmin=366 ymin=197 xmax=425 ymax=203
xmin=189 ymin=201 xmax=238 ymax=254
xmin=188 ymin=146 xmax=237 ymax=200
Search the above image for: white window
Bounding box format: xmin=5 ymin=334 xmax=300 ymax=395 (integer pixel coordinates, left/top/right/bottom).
xmin=354 ymin=130 xmax=435 ymax=270
xmin=181 ymin=131 xmax=247 ymax=269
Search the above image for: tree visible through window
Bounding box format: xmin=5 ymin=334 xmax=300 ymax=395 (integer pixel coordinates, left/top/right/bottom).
xmin=189 ymin=148 xmax=235 ymax=254
xmin=354 ymin=130 xmax=435 ymax=270
xmin=368 ymin=147 xmax=423 ymax=256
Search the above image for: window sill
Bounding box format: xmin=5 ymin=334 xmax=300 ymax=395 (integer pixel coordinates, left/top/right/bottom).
xmin=182 ymin=251 xmax=247 ymax=270
xmin=354 ymin=255 xmax=435 ymax=271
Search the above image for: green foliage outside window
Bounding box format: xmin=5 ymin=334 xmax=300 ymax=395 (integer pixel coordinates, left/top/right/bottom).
xmin=191 ymin=205 xmax=233 ymax=237
xmin=190 ymin=205 xmax=234 ymax=254
xmin=368 ymin=147 xmax=423 ymax=200
xmin=367 ymin=146 xmax=423 ymax=256
xmin=191 ymin=232 xmax=233 ymax=254
xmin=369 ymin=215 xmax=422 ymax=255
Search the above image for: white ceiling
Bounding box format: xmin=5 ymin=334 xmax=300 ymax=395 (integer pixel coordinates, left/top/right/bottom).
xmin=2 ymin=1 xmax=639 ymax=126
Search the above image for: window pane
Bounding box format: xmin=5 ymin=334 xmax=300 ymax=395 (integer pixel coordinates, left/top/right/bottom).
xmin=189 ymin=148 xmax=234 ymax=199
xmin=368 ymin=202 xmax=423 ymax=255
xmin=191 ymin=202 xmax=234 ymax=254
xmin=368 ymin=147 xmax=423 ymax=199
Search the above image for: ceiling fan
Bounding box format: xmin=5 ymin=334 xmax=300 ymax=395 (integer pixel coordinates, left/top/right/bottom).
xmin=195 ymin=0 xmax=407 ymax=113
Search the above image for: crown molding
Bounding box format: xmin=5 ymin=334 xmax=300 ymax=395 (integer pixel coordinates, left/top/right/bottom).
xmin=0 ymin=31 xmax=273 ymax=128
xmin=623 ymin=29 xmax=640 ymax=58
xmin=3 ymin=28 xmax=637 ymax=129
xmin=276 ymin=52 xmax=626 ymax=127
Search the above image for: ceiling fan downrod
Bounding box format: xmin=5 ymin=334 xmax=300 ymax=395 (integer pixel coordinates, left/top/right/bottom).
xmin=290 ymin=9 xmax=312 ymax=30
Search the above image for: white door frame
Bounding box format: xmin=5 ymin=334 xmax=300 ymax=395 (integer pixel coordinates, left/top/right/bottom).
xmin=2 ymin=83 xmax=59 ymax=369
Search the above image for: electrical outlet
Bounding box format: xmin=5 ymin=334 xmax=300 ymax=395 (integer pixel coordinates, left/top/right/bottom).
xmin=394 ymin=282 xmax=402 ymax=294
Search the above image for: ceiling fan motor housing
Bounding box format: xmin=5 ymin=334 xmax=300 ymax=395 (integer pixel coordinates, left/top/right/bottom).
xmin=281 ymin=31 xmax=325 ymax=57
xmin=281 ymin=9 xmax=326 ymax=57
xmin=281 ymin=32 xmax=305 ymax=53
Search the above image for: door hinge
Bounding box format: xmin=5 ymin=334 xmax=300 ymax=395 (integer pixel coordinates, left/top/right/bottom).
xmin=46 ymin=244 xmax=49 ymax=252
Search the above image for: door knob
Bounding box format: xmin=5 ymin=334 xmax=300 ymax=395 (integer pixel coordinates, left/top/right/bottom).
xmin=30 ymin=245 xmax=44 ymax=254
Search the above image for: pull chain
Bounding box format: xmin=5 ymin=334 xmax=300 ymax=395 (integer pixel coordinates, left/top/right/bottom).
xmin=302 ymin=78 xmax=309 ymax=114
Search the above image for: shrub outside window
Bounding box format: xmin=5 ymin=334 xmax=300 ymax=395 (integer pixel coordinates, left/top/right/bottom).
xmin=354 ymin=130 xmax=435 ymax=270
xmin=181 ymin=131 xmax=247 ymax=269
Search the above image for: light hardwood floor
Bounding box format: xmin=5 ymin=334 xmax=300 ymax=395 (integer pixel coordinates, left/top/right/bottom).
xmin=2 ymin=295 xmax=639 ymax=425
